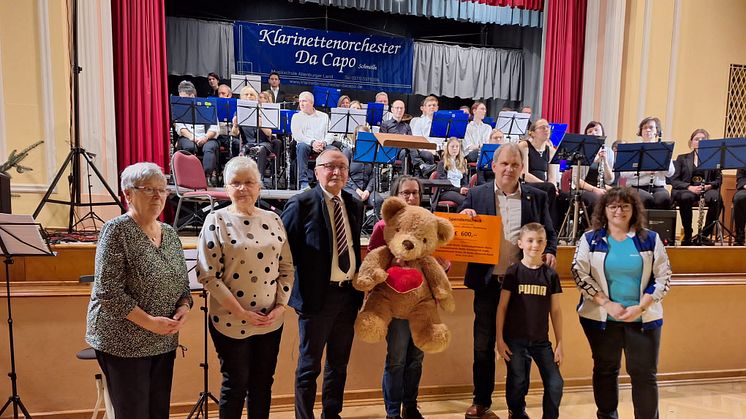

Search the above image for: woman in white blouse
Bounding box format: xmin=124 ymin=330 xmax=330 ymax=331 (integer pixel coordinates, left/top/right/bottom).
xmin=197 ymin=156 xmax=294 ymax=419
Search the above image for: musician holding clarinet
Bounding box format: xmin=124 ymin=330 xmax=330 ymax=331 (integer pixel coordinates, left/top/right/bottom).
xmin=671 ymin=129 xmax=722 ymax=246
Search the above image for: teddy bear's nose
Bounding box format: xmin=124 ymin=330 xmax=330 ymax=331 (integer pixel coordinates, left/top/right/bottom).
xmin=402 ymin=240 xmax=414 ymax=250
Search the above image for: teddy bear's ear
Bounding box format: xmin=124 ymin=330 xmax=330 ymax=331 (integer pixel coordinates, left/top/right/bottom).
xmin=436 ymin=217 xmax=455 ymax=245
xmin=382 ymin=196 xmax=407 ymax=221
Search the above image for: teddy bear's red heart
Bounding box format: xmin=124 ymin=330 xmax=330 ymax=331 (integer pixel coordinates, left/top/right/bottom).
xmin=385 ymin=266 xmax=424 ymax=293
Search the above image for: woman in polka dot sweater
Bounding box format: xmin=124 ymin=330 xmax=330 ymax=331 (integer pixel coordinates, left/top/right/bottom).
xmin=197 ymin=156 xmax=294 ymax=419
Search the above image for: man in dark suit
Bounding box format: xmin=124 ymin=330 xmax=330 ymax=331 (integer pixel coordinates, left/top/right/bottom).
xmin=281 ymin=149 xmax=364 ymax=419
xmin=268 ymin=71 xmax=287 ymax=104
xmin=670 ymin=131 xmax=722 ymax=245
xmin=459 ymin=142 xmax=557 ymax=419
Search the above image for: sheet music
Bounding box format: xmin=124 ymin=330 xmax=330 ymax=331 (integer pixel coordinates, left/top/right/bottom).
xmin=328 ymin=107 xmax=367 ymax=134
xmin=230 ymin=74 xmax=261 ymax=95
xmin=182 ymin=249 xmax=203 ymax=291
xmin=496 ymin=111 xmax=531 ymax=136
xmin=0 ymin=214 xmax=53 ymax=256
xmin=258 ymin=103 xmax=281 ymax=130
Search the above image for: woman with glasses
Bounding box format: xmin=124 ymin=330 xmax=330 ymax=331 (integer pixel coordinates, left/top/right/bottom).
xmin=571 ymin=186 xmax=672 ymax=419
xmin=197 ymin=157 xmax=294 ymax=418
xmin=368 ymin=176 xmax=428 ymax=419
xmin=85 ymin=162 xmax=191 ymax=418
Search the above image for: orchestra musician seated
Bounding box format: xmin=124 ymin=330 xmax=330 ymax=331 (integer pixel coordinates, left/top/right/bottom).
xmin=291 ymin=91 xmax=335 ymax=190
xmin=671 ymin=129 xmax=722 ymax=245
xmin=230 ymin=86 xmax=281 ymax=188
xmin=435 ymin=137 xmax=470 ymax=207
xmin=173 ymin=80 xmax=220 ymax=185
xmin=618 ymin=117 xmax=675 ymax=209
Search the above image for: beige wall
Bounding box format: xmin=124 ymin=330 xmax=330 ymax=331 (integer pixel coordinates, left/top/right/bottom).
xmin=0 ymin=0 xmax=72 ymax=227
xmin=618 ymin=0 xmax=746 ymax=150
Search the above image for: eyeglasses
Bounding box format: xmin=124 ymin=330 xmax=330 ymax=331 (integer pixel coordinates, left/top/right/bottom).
xmin=227 ymin=181 xmax=258 ymax=189
xmin=318 ymin=163 xmax=348 ymax=172
xmin=606 ymin=204 xmax=633 ymax=213
xmin=398 ymin=191 xmax=419 ymax=198
xmin=133 ymin=186 xmax=168 ymax=196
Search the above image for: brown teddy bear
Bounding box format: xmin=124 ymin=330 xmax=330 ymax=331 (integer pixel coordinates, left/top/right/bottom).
xmin=353 ymin=196 xmax=456 ymax=353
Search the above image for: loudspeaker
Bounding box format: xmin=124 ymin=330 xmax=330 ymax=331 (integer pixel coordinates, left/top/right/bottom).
xmin=646 ymin=209 xmax=676 ymax=246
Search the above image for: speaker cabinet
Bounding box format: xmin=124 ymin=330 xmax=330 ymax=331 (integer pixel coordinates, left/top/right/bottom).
xmin=646 ymin=209 xmax=676 ymax=246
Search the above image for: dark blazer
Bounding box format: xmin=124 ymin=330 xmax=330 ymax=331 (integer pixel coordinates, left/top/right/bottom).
xmin=670 ymin=151 xmax=722 ymax=191
xmin=737 ymin=168 xmax=746 ymax=190
xmin=271 ymin=89 xmax=287 ymax=104
xmin=344 ymin=161 xmax=375 ymax=194
xmin=458 ymin=182 xmax=557 ymax=289
xmin=281 ymin=186 xmax=364 ymax=314
xmin=436 ymin=161 xmax=468 ymax=193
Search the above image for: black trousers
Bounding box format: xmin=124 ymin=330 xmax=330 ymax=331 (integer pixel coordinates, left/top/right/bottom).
xmin=582 ymin=322 xmax=661 ymax=419
xmin=177 ymin=136 xmax=219 ymax=174
xmin=733 ymin=190 xmax=746 ymax=242
xmin=209 ymin=323 xmax=283 ymax=419
xmin=95 ymin=349 xmax=176 ymax=419
xmin=672 ymin=189 xmax=721 ymax=237
xmin=295 ymin=285 xmax=359 ymax=419
xmin=633 ymin=186 xmax=672 ymax=210
xmin=471 ymin=280 xmax=501 ymax=408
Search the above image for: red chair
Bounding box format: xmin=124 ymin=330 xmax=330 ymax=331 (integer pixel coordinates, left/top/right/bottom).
xmin=429 ymin=171 xmax=458 ymax=212
xmin=469 ymin=173 xmax=478 ymax=188
xmin=171 ymin=150 xmax=230 ymax=231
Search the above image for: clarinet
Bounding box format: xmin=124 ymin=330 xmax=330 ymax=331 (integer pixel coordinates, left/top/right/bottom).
xmin=597 ymin=151 xmax=605 ymax=189
xmin=692 ymin=175 xmax=706 ymax=239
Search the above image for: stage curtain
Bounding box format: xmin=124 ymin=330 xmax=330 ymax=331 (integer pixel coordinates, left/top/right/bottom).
xmin=541 ymin=0 xmax=586 ymax=132
xmin=413 ymin=42 xmax=523 ymax=100
xmin=166 ymin=17 xmax=235 ymax=78
xmin=111 ymin=0 xmax=171 ymax=173
xmin=296 ymin=0 xmax=543 ymax=27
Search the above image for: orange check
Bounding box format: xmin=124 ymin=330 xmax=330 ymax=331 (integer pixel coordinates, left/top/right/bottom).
xmin=432 ymin=213 xmax=502 ymax=264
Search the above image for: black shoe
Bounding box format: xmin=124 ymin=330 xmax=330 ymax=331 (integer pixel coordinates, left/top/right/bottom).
xmin=403 ymin=406 xmax=425 ymax=419
xmin=695 ymin=236 xmax=714 ymax=246
xmin=386 ymin=416 xmax=403 ymax=419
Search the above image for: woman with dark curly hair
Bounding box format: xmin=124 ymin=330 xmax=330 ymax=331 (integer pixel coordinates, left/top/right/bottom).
xmin=571 ymin=186 xmax=672 ymax=419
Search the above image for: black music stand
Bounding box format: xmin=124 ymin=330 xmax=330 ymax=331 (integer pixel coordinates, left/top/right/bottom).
xmin=614 ymin=142 xmax=674 ymax=191
xmin=312 ymin=86 xmax=341 ymax=110
xmin=430 ymin=111 xmax=469 ymax=140
xmin=183 ymin=249 xmax=220 ymax=419
xmin=354 ymin=132 xmax=398 ymax=229
xmin=0 ymin=215 xmax=55 ymax=419
xmin=477 ymin=144 xmax=501 ymax=171
xmin=696 ymin=138 xmax=746 ymax=244
xmin=550 ymin=134 xmax=605 ymax=244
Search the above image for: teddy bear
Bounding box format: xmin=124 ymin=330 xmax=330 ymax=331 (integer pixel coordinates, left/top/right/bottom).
xmin=353 ymin=196 xmax=456 ymax=353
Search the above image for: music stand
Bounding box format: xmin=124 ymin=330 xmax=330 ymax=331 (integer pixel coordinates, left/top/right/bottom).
xmin=430 ymin=111 xmax=469 ymax=140
xmin=182 ymin=249 xmax=220 ymax=419
xmin=0 ymin=214 xmax=55 ymax=419
xmin=549 ymin=123 xmax=569 ymax=148
xmin=614 ymin=142 xmax=674 ymax=189
xmin=483 ymin=116 xmax=497 ymax=129
xmin=354 ymin=132 xmax=398 ymax=224
xmin=496 ymin=111 xmax=530 ymax=141
xmin=312 ymin=86 xmax=341 ymax=110
xmin=329 ymin=107 xmax=367 ymax=135
xmin=170 ymin=96 xmax=219 ymax=137
xmin=365 ymin=103 xmax=386 ymax=126
xmin=274 ymin=110 xmax=298 ymax=187
xmin=230 ymin=74 xmax=261 ymax=96
xmin=695 ymin=138 xmax=746 ymax=244
xmin=550 ymin=134 xmax=605 ymax=245
xmin=477 ymin=143 xmax=501 ymax=171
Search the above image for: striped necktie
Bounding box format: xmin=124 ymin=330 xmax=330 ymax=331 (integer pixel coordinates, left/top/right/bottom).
xmin=332 ymin=196 xmax=350 ymax=273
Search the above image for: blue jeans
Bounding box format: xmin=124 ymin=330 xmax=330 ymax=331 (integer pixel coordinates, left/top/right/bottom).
xmin=503 ymin=338 xmax=563 ymax=419
xmin=382 ymin=319 xmax=424 ymax=416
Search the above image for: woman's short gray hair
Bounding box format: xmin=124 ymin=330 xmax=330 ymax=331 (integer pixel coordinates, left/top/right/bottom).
xmin=223 ymin=156 xmax=261 ymax=186
xmin=120 ymin=162 xmax=166 ymax=191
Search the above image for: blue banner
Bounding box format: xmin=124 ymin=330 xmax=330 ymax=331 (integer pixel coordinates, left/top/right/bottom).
xmin=234 ymin=22 xmax=413 ymax=93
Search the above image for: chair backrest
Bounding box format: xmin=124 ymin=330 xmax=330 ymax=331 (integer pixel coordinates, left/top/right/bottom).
xmin=560 ymin=168 xmax=573 ymax=193
xmin=469 ymin=174 xmax=478 ymax=188
xmin=429 ymin=171 xmax=439 ymax=195
xmin=172 ymin=150 xmax=208 ymax=192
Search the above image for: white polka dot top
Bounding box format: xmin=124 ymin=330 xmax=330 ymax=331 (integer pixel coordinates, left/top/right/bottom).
xmin=197 ymin=207 xmax=294 ymax=338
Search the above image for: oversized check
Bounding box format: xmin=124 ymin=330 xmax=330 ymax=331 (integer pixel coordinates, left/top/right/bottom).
xmin=432 ymin=213 xmax=502 ymax=264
